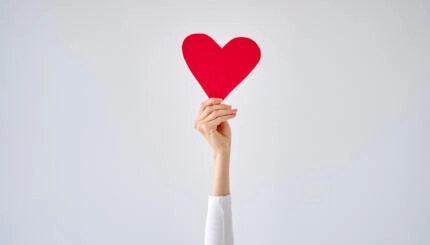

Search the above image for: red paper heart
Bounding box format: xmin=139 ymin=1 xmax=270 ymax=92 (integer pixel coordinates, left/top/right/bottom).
xmin=182 ymin=33 xmax=261 ymax=99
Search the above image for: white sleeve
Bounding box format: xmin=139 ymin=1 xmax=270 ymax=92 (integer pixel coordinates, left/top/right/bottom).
xmin=204 ymin=195 xmax=234 ymax=245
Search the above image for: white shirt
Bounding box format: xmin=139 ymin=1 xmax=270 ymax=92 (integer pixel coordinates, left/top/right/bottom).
xmin=205 ymin=195 xmax=234 ymax=245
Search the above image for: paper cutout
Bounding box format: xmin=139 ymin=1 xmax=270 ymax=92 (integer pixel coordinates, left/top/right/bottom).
xmin=182 ymin=33 xmax=261 ymax=99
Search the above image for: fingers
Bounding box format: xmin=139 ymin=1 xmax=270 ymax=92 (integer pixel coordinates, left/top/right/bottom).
xmin=203 ymin=108 xmax=237 ymax=122
xmin=207 ymin=113 xmax=237 ymax=128
xmin=202 ymin=98 xmax=223 ymax=107
xmin=199 ymin=104 xmax=232 ymax=120
xmin=198 ymin=98 xmax=223 ymax=115
xmin=194 ymin=98 xmax=238 ymax=133
xmin=194 ymin=109 xmax=237 ymax=134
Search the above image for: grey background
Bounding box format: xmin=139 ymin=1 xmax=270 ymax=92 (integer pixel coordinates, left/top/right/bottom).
xmin=1 ymin=0 xmax=429 ymax=244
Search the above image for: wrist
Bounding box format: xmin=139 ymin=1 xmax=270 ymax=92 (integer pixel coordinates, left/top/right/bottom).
xmin=213 ymin=149 xmax=230 ymax=160
xmin=213 ymin=150 xmax=230 ymax=168
xmin=213 ymin=142 xmax=231 ymax=156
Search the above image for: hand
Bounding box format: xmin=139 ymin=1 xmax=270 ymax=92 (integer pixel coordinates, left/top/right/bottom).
xmin=194 ymin=98 xmax=238 ymax=155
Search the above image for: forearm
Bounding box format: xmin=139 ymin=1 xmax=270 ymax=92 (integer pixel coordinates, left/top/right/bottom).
xmin=206 ymin=151 xmax=234 ymax=245
xmin=211 ymin=151 xmax=231 ymax=196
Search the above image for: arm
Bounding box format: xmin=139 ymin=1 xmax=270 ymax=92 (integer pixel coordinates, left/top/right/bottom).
xmin=194 ymin=98 xmax=237 ymax=245
xmin=205 ymin=151 xmax=234 ymax=245
xmin=211 ymin=152 xmax=230 ymax=196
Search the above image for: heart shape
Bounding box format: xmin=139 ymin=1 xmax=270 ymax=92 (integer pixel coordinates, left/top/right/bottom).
xmin=182 ymin=33 xmax=261 ymax=99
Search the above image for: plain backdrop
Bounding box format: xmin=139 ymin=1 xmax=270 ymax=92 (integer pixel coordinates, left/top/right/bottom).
xmin=1 ymin=0 xmax=429 ymax=244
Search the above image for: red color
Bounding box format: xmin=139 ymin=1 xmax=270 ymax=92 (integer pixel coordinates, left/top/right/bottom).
xmin=182 ymin=33 xmax=261 ymax=99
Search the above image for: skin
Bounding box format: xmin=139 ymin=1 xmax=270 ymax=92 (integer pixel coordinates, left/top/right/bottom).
xmin=194 ymin=98 xmax=237 ymax=196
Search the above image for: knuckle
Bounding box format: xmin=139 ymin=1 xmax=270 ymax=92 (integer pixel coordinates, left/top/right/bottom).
xmin=205 ymin=108 xmax=213 ymax=115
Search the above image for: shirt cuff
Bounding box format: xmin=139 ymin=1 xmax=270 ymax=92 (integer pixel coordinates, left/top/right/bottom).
xmin=208 ymin=194 xmax=231 ymax=206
